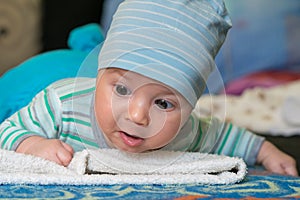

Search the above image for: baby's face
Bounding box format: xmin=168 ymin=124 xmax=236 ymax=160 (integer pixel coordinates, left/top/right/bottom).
xmin=94 ymin=68 xmax=192 ymax=153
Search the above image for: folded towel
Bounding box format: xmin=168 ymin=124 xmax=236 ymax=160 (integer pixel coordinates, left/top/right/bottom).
xmin=0 ymin=149 xmax=246 ymax=185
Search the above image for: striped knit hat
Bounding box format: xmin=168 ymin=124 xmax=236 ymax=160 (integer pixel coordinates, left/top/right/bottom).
xmin=98 ymin=0 xmax=231 ymax=107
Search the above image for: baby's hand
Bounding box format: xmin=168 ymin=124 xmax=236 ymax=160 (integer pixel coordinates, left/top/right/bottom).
xmin=16 ymin=136 xmax=74 ymax=167
xmin=257 ymin=141 xmax=298 ymax=176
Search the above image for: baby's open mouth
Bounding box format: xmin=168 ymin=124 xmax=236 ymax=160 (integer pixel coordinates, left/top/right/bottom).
xmin=123 ymin=131 xmax=141 ymax=139
xmin=120 ymin=131 xmax=144 ymax=147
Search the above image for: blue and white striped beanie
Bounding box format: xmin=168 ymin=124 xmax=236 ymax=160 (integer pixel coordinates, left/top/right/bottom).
xmin=98 ymin=0 xmax=231 ymax=107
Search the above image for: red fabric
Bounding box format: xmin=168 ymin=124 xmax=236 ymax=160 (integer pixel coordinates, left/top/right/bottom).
xmin=225 ymin=70 xmax=300 ymax=95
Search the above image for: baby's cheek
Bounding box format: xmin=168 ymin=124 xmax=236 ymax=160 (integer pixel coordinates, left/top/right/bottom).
xmin=97 ymin=107 xmax=113 ymax=128
xmin=161 ymin=121 xmax=181 ymax=141
xmin=95 ymin=103 xmax=110 ymax=130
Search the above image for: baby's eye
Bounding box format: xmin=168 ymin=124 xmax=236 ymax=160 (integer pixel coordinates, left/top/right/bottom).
xmin=115 ymin=84 xmax=131 ymax=95
xmin=154 ymin=99 xmax=174 ymax=110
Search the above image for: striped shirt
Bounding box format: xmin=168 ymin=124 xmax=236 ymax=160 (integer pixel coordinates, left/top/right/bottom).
xmin=0 ymin=78 xmax=264 ymax=165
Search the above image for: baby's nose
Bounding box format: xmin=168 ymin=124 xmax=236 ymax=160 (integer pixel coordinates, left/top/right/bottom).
xmin=128 ymin=96 xmax=150 ymax=126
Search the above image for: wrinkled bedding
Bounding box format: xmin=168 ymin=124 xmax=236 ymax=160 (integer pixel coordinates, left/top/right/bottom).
xmin=197 ymin=80 xmax=300 ymax=136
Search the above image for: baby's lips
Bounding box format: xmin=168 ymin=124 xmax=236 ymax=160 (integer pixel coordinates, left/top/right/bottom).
xmin=120 ymin=131 xmax=144 ymax=147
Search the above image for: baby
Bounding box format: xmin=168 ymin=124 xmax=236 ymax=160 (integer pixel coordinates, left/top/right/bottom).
xmin=0 ymin=0 xmax=297 ymax=176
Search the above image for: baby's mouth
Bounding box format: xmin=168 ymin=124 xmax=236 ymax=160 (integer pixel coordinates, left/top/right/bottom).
xmin=119 ymin=131 xmax=144 ymax=147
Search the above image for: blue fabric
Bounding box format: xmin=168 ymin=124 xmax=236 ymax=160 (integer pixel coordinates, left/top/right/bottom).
xmin=214 ymin=0 xmax=300 ymax=87
xmin=0 ymin=24 xmax=103 ymax=123
xmin=0 ymin=171 xmax=299 ymax=199
xmin=68 ymin=23 xmax=104 ymax=53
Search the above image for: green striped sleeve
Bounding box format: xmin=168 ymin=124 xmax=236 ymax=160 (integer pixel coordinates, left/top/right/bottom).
xmin=0 ymin=85 xmax=63 ymax=150
xmin=190 ymin=114 xmax=265 ymax=165
xmin=60 ymin=87 xmax=95 ymax=101
xmin=212 ymin=120 xmax=265 ymax=165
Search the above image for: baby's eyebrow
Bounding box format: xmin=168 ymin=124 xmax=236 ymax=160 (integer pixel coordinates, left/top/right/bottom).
xmin=106 ymin=68 xmax=126 ymax=75
xmin=155 ymin=88 xmax=179 ymax=99
xmin=110 ymin=68 xmax=138 ymax=80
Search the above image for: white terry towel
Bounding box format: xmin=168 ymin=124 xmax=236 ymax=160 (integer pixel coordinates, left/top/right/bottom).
xmin=0 ymin=149 xmax=247 ymax=185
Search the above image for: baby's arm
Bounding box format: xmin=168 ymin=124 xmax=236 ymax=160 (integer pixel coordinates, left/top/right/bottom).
xmin=0 ymin=85 xmax=73 ymax=166
xmin=197 ymin=116 xmax=298 ymax=176
xmin=16 ymin=136 xmax=73 ymax=167
xmin=257 ymin=140 xmax=298 ymax=176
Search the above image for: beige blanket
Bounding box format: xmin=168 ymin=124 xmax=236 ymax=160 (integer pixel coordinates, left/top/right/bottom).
xmin=196 ymin=80 xmax=300 ymax=136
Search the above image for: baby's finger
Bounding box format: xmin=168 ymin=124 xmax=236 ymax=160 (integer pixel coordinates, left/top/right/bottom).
xmin=268 ymin=165 xmax=285 ymax=175
xmin=56 ymin=146 xmax=74 ymax=167
xmin=284 ymin=165 xmax=299 ymax=177
xmin=62 ymin=142 xmax=74 ymax=154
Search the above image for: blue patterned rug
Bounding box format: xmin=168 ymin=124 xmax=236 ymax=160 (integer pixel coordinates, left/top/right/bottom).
xmin=1 ymin=169 xmax=300 ymax=199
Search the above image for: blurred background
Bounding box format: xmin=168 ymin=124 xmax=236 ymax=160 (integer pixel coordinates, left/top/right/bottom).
xmin=0 ymin=0 xmax=103 ymax=75
xmin=215 ymin=0 xmax=300 ymax=87
xmin=0 ymin=0 xmax=299 ymax=87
